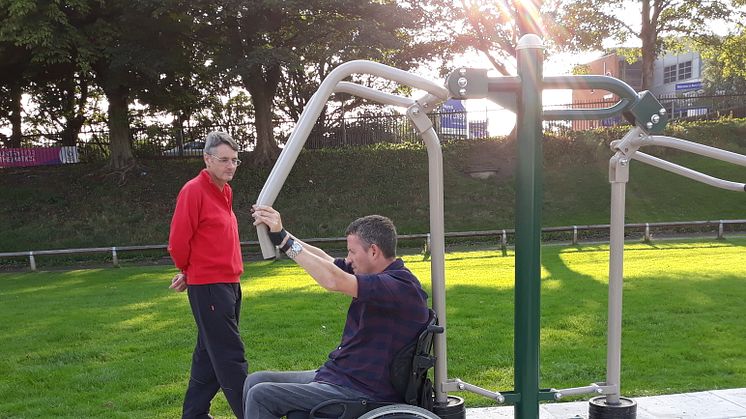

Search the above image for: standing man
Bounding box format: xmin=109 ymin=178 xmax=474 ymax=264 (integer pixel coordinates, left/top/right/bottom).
xmin=168 ymin=131 xmax=248 ymax=419
xmin=244 ymin=205 xmax=430 ymax=418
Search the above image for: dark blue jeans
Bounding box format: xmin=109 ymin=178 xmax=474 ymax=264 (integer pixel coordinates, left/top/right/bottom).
xmin=183 ymin=283 xmax=247 ymax=419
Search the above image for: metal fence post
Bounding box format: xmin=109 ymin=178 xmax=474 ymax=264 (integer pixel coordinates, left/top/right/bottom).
xmin=718 ymin=220 xmax=724 ymax=239
xmin=501 ymin=229 xmax=508 ymax=256
xmin=29 ymin=251 xmax=36 ymax=271
xmin=112 ymin=247 xmax=119 ymax=267
xmin=572 ymin=226 xmax=578 ymax=245
xmin=644 ymin=223 xmax=651 ymax=242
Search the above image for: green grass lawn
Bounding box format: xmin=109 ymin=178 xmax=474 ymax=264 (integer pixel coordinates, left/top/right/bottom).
xmin=1 ymin=238 xmax=745 ymax=418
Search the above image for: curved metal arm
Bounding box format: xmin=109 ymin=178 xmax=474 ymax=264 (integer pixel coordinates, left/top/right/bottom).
xmin=255 ymin=60 xmax=448 ymax=258
xmin=543 ymin=75 xmax=639 ymax=99
xmin=626 ymin=134 xmax=746 ymax=192
xmin=542 ymin=75 xmax=637 ymax=120
xmin=645 ymin=135 xmax=746 ymax=166
xmin=632 ymin=151 xmax=746 ymax=192
xmin=334 ymin=82 xmax=415 ymax=108
xmin=543 ymin=99 xmax=632 ymax=120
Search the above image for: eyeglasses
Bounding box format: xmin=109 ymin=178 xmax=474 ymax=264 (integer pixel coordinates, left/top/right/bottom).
xmin=207 ymin=153 xmax=242 ymax=166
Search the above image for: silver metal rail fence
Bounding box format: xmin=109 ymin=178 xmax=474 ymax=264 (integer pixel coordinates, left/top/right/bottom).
xmin=2 ymin=219 xmax=744 ymax=271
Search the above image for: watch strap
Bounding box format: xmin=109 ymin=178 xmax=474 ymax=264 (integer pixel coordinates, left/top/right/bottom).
xmin=280 ymin=237 xmax=294 ymax=253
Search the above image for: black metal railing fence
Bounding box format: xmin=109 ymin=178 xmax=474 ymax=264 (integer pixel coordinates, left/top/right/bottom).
xmin=7 ymin=93 xmax=746 ymax=160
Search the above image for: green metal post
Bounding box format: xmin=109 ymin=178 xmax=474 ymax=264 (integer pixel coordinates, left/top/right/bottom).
xmin=514 ymin=34 xmax=544 ymax=419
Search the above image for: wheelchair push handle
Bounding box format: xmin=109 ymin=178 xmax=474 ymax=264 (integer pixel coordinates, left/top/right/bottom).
xmin=427 ymin=325 xmax=444 ymax=334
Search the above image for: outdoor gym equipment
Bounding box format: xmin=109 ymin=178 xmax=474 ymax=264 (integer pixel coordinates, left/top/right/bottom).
xmin=254 ymin=33 xmax=746 ymax=419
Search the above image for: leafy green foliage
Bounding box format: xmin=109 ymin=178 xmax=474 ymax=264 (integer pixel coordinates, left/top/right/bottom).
xmin=700 ymin=30 xmax=746 ymax=94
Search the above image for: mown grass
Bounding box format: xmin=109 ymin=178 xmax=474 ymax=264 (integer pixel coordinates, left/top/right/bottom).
xmin=1 ymin=238 xmax=745 ymax=418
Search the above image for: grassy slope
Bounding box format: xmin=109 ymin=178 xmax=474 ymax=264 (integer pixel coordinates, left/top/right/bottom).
xmin=0 ymin=239 xmax=745 ymax=418
xmin=1 ymin=120 xmax=745 ymax=253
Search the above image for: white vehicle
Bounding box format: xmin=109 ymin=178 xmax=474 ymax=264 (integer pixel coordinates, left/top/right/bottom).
xmin=162 ymin=140 xmax=205 ymax=156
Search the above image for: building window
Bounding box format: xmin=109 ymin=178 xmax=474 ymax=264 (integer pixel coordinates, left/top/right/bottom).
xmin=664 ymin=64 xmax=677 ymax=84
xmin=678 ymin=60 xmax=692 ymax=80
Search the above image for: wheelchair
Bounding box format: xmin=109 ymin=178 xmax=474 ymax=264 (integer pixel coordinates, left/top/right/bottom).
xmin=287 ymin=309 xmax=444 ymax=419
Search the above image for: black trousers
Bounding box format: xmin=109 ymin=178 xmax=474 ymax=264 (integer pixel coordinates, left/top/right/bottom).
xmin=183 ymin=283 xmax=248 ymax=419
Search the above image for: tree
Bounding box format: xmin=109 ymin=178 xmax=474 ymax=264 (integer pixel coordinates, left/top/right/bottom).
xmin=192 ymin=0 xmax=431 ymax=166
xmin=26 ymin=65 xmax=96 ymax=147
xmin=0 ymin=0 xmax=203 ymax=171
xmin=701 ymin=29 xmax=746 ymax=84
xmin=555 ymin=0 xmax=746 ymax=89
xmin=0 ymin=1 xmax=95 ymax=149
xmin=699 ymin=30 xmax=746 ymax=96
xmin=0 ymin=43 xmax=30 ymax=148
xmin=408 ymin=0 xmax=555 ymax=77
xmin=192 ymin=90 xmax=257 ymax=147
xmin=79 ymin=0 xmax=201 ymax=170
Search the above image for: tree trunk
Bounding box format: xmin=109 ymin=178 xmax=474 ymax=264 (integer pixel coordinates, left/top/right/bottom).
xmin=640 ymin=0 xmax=656 ymax=91
xmin=61 ymin=116 xmax=85 ymax=147
xmin=104 ymin=85 xmax=134 ymax=169
xmin=252 ymin=93 xmax=277 ymax=164
xmin=60 ymin=76 xmax=89 ymax=147
xmin=9 ymin=82 xmax=23 ymax=148
xmin=172 ymin=114 xmax=186 ymax=149
xmin=241 ymin=65 xmax=282 ymax=167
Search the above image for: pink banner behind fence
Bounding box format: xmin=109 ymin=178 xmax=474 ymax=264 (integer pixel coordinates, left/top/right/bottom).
xmin=0 ymin=146 xmax=79 ymax=168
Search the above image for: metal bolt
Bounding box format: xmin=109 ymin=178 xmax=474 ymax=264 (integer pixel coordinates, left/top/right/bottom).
xmin=646 ymin=122 xmax=654 ymax=130
xmin=458 ymin=383 xmax=465 ymax=390
xmin=412 ymin=108 xmax=420 ymax=115
xmin=597 ymin=388 xmax=604 ymax=394
xmin=620 ymin=159 xmax=628 ymax=166
xmin=651 ymin=114 xmax=660 ymax=124
xmin=459 ymin=88 xmax=467 ymax=96
xmin=497 ymin=395 xmax=505 ymax=404
xmin=459 ymin=68 xmax=467 ymax=76
xmin=457 ymin=77 xmax=468 ymax=88
xmin=659 ymin=108 xmax=667 ymax=115
xmin=554 ymin=392 xmax=562 ymax=400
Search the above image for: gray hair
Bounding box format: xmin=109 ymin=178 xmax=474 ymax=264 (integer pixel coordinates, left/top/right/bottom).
xmin=345 ymin=215 xmax=397 ymax=259
xmin=204 ymin=131 xmax=239 ymax=154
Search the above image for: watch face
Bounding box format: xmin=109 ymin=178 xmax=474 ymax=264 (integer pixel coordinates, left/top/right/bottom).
xmin=287 ymin=241 xmax=303 ymax=259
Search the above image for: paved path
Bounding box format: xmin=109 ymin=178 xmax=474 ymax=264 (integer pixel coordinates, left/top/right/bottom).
xmin=466 ymin=388 xmax=746 ymax=418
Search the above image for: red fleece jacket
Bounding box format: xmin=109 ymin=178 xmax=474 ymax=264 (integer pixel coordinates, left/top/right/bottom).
xmin=168 ymin=169 xmax=243 ymax=285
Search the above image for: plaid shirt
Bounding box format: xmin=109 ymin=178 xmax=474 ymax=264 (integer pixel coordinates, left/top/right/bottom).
xmin=313 ymin=258 xmax=430 ymax=401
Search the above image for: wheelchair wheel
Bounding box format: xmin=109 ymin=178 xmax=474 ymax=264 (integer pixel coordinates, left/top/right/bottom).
xmin=357 ymin=404 xmax=441 ymax=419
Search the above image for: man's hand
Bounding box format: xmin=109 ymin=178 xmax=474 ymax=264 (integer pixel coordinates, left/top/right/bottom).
xmin=251 ymin=204 xmax=284 ymax=233
xmin=169 ymin=273 xmax=187 ymax=292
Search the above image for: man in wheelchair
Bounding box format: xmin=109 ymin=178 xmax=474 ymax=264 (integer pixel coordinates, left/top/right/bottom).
xmin=247 ymin=206 xmax=432 ymax=418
